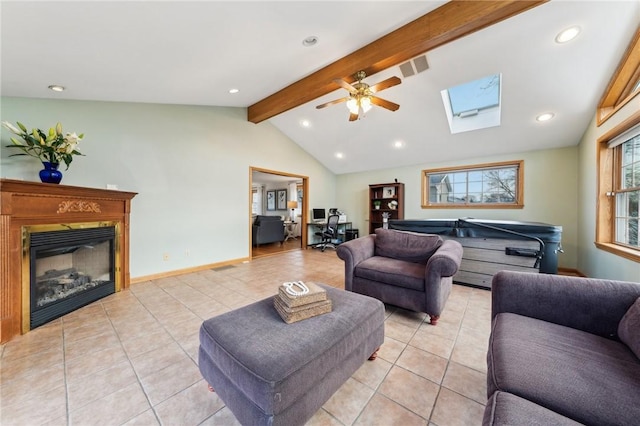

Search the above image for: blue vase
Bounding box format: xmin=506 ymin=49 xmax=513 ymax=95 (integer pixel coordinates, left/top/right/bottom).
xmin=39 ymin=162 xmax=63 ymax=184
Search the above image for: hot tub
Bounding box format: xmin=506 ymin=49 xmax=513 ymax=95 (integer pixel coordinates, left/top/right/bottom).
xmin=390 ymin=218 xmax=563 ymax=289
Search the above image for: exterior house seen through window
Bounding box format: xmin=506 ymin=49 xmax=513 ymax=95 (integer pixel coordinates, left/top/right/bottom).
xmin=422 ymin=160 xmax=523 ymax=209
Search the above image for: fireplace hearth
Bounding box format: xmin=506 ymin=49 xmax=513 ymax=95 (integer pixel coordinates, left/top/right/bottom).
xmin=29 ymin=226 xmax=116 ymax=328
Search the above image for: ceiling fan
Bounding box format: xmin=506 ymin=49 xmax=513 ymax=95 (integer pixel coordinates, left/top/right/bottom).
xmin=316 ymin=71 xmax=401 ymax=121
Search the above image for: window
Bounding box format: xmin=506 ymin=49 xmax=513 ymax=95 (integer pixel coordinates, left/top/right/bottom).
xmin=422 ymin=160 xmax=523 ymax=208
xmin=616 ymin=134 xmax=640 ymax=247
xmin=440 ymin=74 xmax=502 ymax=134
xmin=252 ymin=187 xmax=262 ymax=215
xmin=597 ymin=114 xmax=640 ymax=261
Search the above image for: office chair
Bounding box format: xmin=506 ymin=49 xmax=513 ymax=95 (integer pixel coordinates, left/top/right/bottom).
xmin=314 ymin=214 xmax=340 ymax=252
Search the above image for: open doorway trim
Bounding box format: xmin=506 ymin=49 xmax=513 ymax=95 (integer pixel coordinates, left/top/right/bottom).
xmin=249 ymin=167 xmax=309 ymax=259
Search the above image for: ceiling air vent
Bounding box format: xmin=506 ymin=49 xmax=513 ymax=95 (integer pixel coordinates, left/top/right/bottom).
xmin=399 ymin=55 xmax=429 ymax=78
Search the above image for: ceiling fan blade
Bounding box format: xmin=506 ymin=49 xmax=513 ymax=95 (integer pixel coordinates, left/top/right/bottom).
xmin=371 ymin=96 xmax=400 ymax=111
xmin=334 ymin=78 xmax=357 ymax=93
xmin=316 ymin=97 xmax=350 ymax=109
xmin=369 ymin=76 xmax=401 ymax=93
xmin=349 ymin=112 xmax=359 ymax=122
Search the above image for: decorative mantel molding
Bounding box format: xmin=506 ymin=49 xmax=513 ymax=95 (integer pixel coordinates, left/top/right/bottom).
xmin=0 ymin=179 xmax=137 ymax=343
xmin=57 ymin=200 xmax=102 ymax=214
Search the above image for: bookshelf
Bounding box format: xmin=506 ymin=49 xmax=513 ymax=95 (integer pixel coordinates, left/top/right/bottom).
xmin=369 ymin=182 xmax=404 ymax=234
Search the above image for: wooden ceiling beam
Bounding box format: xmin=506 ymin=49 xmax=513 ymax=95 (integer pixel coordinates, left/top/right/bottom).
xmin=248 ymin=0 xmax=548 ymax=124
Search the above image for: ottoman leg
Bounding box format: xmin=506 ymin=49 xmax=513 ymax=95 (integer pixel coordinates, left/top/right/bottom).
xmin=208 ymin=384 xmax=215 ymax=392
xmin=429 ymin=315 xmax=440 ymax=326
xmin=368 ymin=348 xmax=380 ymax=361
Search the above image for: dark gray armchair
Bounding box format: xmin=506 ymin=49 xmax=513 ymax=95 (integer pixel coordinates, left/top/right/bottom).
xmin=337 ymin=228 xmax=463 ymax=325
xmin=252 ymin=215 xmax=285 ymax=246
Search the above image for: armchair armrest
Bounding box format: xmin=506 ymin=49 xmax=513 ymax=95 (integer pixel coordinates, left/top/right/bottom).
xmin=492 ymin=271 xmax=640 ymax=339
xmin=336 ymin=235 xmax=376 ymax=291
xmin=426 ymin=239 xmax=463 ymax=279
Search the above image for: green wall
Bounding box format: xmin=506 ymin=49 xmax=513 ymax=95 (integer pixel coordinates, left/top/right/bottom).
xmin=577 ymin=98 xmax=640 ymax=281
xmin=0 ymin=97 xmax=336 ymax=278
xmin=3 ymin=96 xmax=637 ymax=281
xmin=336 ymin=147 xmax=580 ymax=270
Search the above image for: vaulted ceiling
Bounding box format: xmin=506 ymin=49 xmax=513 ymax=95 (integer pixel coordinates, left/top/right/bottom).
xmin=2 ymin=1 xmax=638 ymax=174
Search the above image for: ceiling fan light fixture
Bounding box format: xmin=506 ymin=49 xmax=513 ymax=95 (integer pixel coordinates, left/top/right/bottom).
xmin=346 ymin=97 xmax=359 ymax=114
xmin=346 ymin=95 xmax=372 ymax=115
xmin=361 ymin=96 xmax=372 ymax=113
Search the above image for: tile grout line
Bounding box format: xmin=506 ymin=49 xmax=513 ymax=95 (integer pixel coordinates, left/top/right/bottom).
xmin=130 ymin=278 xmax=225 ymax=424
xmin=427 ymin=290 xmax=472 ymax=425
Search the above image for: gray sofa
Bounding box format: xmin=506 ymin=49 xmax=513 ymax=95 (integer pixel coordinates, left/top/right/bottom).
xmin=252 ymin=215 xmax=284 ymax=246
xmin=336 ymin=228 xmax=463 ymax=325
xmin=484 ymin=271 xmax=640 ymax=426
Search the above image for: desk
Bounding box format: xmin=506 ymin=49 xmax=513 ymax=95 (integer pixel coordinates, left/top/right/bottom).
xmin=284 ymin=221 xmax=298 ymax=241
xmin=307 ymin=222 xmax=352 ymax=247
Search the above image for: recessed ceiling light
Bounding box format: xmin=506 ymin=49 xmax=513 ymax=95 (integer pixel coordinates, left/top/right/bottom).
xmin=302 ymin=36 xmax=318 ymax=47
xmin=300 ymin=119 xmax=311 ymax=128
xmin=536 ymin=112 xmax=555 ymax=122
xmin=335 ymin=152 xmax=344 ymax=159
xmin=393 ymin=140 xmax=405 ymax=148
xmin=555 ymin=26 xmax=580 ymax=44
xmin=48 ymin=85 xmax=65 ymax=92
xmin=228 ymin=88 xmax=239 ymax=94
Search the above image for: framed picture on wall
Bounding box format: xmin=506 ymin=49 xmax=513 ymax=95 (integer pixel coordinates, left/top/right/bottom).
xmin=266 ymin=190 xmax=276 ymax=211
xmin=277 ymin=189 xmax=287 ymax=210
xmin=383 ymin=186 xmax=396 ymax=198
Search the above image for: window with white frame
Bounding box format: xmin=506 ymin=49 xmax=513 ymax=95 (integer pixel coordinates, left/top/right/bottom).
xmin=611 ymin=125 xmax=640 ymax=248
xmin=252 ymin=186 xmax=263 ymax=215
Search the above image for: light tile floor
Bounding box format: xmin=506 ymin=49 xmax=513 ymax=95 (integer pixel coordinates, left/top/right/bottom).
xmin=0 ymin=249 xmax=491 ymax=425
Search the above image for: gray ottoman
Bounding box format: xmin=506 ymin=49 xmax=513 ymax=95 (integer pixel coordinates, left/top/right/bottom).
xmin=198 ymin=284 xmax=385 ymax=426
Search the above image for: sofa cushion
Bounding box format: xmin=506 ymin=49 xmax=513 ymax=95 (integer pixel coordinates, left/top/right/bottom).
xmin=374 ymin=229 xmax=443 ymax=264
xmin=483 ymin=391 xmax=581 ymax=426
xmin=488 ymin=312 xmax=640 ymax=426
xmin=254 ymin=215 xmax=282 ymax=225
xmin=355 ymin=256 xmax=425 ymax=291
xmin=618 ymin=296 xmax=640 ymax=359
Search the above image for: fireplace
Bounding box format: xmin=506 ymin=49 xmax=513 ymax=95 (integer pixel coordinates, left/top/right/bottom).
xmin=26 ymin=223 xmax=120 ymax=329
xmin=1 ymin=179 xmax=137 ymax=343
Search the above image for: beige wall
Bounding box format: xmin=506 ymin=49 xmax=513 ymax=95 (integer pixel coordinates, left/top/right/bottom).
xmin=577 ymin=97 xmax=640 ymax=281
xmin=0 ymin=97 xmax=336 ymax=278
xmin=336 ymin=147 xmax=580 ymax=269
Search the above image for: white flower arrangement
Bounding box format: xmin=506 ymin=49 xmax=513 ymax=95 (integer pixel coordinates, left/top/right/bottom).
xmin=2 ymin=121 xmax=85 ymax=169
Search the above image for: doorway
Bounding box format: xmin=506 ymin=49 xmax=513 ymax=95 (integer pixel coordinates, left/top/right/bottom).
xmin=249 ymin=167 xmax=309 ymax=259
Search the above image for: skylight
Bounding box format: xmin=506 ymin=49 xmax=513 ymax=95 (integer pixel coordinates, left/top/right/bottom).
xmin=441 ymin=73 xmax=502 ymax=134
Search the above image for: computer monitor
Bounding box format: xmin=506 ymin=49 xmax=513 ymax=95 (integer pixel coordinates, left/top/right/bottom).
xmin=312 ymin=208 xmax=326 ymax=222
